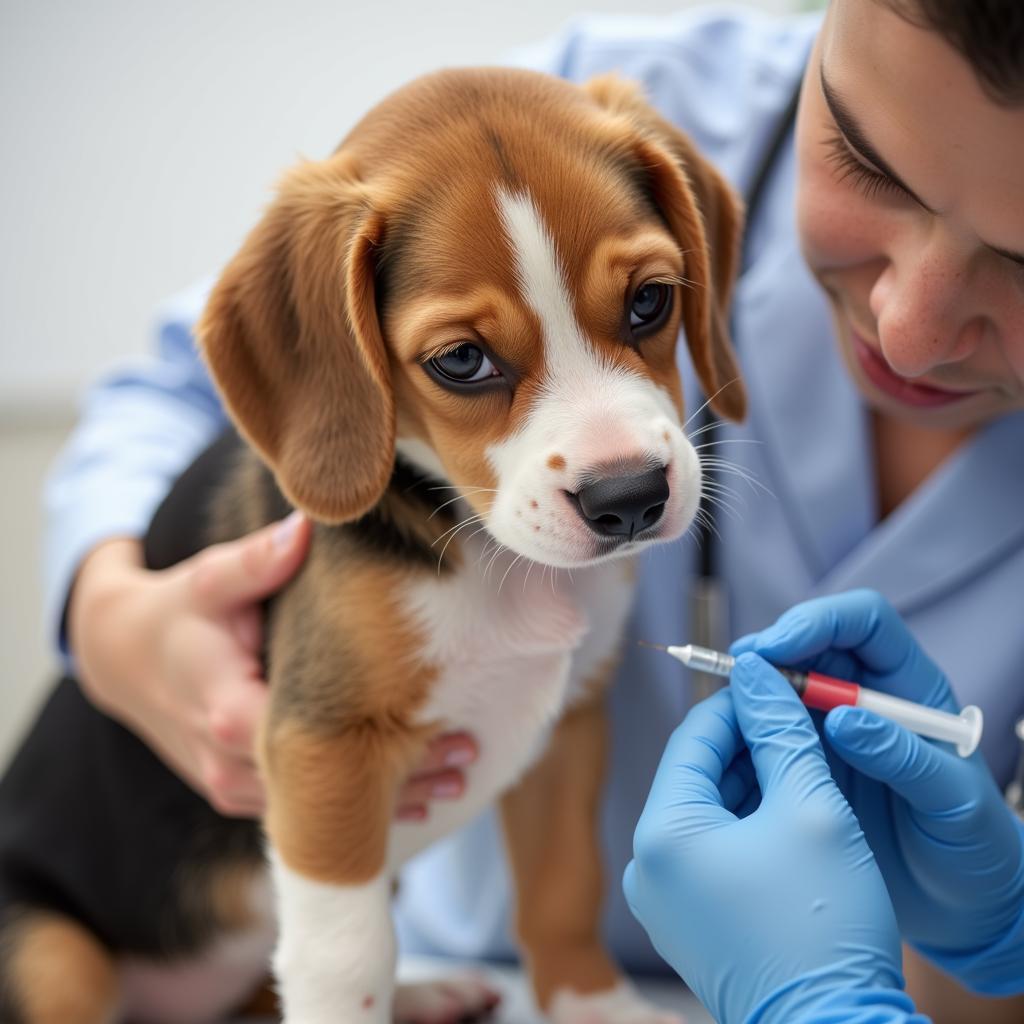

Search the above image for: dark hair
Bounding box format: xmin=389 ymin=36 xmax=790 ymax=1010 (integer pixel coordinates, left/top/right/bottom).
xmin=881 ymin=0 xmax=1024 ymax=104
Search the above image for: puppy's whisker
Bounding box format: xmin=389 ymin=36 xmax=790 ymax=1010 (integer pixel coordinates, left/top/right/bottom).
xmin=432 ymin=513 xmax=486 ymax=547
xmin=434 ymin=502 xmax=494 ymax=571
xmin=521 ymin=557 xmax=535 ymax=594
xmin=465 ymin=525 xmax=493 ymax=552
xmin=691 ymin=506 xmax=723 ymax=544
xmin=484 ymin=542 xmax=508 ymax=581
xmin=700 ymin=491 xmax=743 ymax=523
xmin=691 ymin=437 xmax=764 ymax=450
xmin=475 ymin=535 xmax=502 ymax=570
xmin=699 ymin=469 xmax=747 ymax=494
xmin=681 ymin=377 xmax=743 ymax=431
xmin=699 ymin=468 xmax=750 ymax=502
xmin=701 ymin=476 xmax=744 ymax=497
xmin=699 ymin=456 xmax=775 ymax=499
xmin=426 ymin=483 xmax=498 ymax=494
xmin=701 ymin=480 xmax=745 ymax=509
xmin=685 ymin=419 xmax=732 ymax=442
xmin=498 ymin=553 xmax=525 ymax=595
xmin=428 ymin=487 xmax=500 ymax=520
xmin=705 ymin=470 xmax=773 ymax=502
xmin=686 ymin=418 xmax=762 ymax=444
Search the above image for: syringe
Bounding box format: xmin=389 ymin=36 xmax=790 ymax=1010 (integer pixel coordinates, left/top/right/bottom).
xmin=641 ymin=642 xmax=983 ymax=758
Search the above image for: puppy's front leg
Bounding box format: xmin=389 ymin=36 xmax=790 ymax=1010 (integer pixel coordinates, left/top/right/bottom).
xmin=500 ymin=691 xmax=618 ymax=1007
xmin=501 ymin=689 xmax=682 ymax=1024
xmin=263 ymin=716 xmax=425 ymax=1024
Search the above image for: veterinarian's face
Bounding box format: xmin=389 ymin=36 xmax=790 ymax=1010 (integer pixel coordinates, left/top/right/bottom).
xmin=796 ymin=0 xmax=1024 ymax=431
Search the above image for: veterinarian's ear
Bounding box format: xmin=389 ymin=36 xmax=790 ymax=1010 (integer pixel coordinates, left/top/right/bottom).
xmin=198 ymin=157 xmax=394 ymax=523
xmin=583 ymin=74 xmax=747 ymax=422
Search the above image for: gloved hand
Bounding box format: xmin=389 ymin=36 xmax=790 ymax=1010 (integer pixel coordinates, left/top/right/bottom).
xmin=733 ymin=589 xmax=1024 ymax=995
xmin=624 ymin=653 xmax=918 ymax=1024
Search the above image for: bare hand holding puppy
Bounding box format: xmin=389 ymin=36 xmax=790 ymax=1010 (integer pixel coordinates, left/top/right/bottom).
xmin=68 ymin=512 xmax=476 ymax=819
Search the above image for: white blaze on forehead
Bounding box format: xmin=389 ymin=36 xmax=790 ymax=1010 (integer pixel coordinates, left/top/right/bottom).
xmin=484 ymin=186 xmax=695 ymax=566
xmin=489 ymin=184 xmax=680 ymax=470
xmin=496 ymin=184 xmax=595 ymax=380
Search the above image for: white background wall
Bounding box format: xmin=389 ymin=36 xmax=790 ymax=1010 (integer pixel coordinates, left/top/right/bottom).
xmin=0 ymin=0 xmax=802 ymax=767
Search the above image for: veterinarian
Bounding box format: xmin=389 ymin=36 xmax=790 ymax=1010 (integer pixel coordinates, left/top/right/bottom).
xmin=44 ymin=0 xmax=1023 ymax=1017
xmin=624 ymin=588 xmax=1024 ymax=1023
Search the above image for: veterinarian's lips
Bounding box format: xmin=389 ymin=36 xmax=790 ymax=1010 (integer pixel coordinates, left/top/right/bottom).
xmin=851 ymin=331 xmax=982 ymax=409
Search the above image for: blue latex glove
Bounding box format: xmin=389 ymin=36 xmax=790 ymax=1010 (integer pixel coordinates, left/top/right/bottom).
xmin=733 ymin=589 xmax=1024 ymax=995
xmin=624 ymin=652 xmax=923 ymax=1024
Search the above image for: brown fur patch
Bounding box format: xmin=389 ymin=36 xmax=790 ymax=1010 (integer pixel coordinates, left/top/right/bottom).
xmin=385 ymin=283 xmax=543 ymax=520
xmin=260 ymin=560 xmax=438 ymax=883
xmin=262 ymin=716 xmax=429 ymax=884
xmin=206 ymin=860 xmax=266 ymax=932
xmin=267 ymin=557 xmax=439 ymax=725
xmin=547 ymin=454 xmax=566 ymax=471
xmin=236 ymin=978 xmax=280 ymax=1016
xmin=4 ymin=912 xmax=118 ymax=1024
xmin=197 ymin=162 xmax=394 ymax=524
xmin=582 ymin=72 xmax=746 ymax=421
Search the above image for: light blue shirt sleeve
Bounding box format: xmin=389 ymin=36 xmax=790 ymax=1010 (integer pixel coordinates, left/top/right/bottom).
xmin=43 ymin=276 xmax=227 ymax=666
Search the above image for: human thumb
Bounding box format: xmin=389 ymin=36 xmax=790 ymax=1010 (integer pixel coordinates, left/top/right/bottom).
xmin=185 ymin=510 xmax=312 ymax=613
xmin=730 ymin=652 xmax=834 ymax=799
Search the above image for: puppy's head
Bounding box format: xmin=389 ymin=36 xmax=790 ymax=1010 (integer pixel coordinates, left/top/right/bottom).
xmin=199 ymin=68 xmax=745 ymax=568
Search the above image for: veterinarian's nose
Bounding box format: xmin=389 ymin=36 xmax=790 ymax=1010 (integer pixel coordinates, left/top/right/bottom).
xmin=573 ymin=467 xmax=669 ymax=539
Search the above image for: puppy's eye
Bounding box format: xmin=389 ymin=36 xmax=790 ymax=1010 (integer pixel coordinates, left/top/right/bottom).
xmin=429 ymin=343 xmax=501 ymax=384
xmin=629 ymin=282 xmax=672 ymax=334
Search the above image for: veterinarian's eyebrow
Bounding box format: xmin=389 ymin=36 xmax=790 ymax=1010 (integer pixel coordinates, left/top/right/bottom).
xmin=819 ymin=67 xmax=934 ymax=214
xmin=821 ymin=67 xmax=1024 ymax=265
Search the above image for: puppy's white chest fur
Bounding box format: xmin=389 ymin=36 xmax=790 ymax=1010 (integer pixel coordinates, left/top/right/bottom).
xmin=388 ymin=540 xmax=635 ymax=868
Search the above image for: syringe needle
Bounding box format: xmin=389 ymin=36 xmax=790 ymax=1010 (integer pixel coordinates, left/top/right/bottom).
xmin=638 ymin=640 xmax=983 ymax=757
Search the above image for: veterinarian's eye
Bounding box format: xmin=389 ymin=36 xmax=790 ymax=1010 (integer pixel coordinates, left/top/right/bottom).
xmin=629 ymin=282 xmax=672 ymax=334
xmin=430 ymin=343 xmax=501 ymax=384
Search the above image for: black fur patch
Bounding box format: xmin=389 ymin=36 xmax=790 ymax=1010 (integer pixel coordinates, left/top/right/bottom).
xmin=331 ymin=455 xmax=457 ymax=572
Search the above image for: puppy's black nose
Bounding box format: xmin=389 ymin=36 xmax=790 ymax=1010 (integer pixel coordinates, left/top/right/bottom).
xmin=572 ymin=467 xmax=669 ymax=539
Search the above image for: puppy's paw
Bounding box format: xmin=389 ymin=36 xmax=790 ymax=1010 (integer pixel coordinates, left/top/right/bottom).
xmin=393 ymin=974 xmax=502 ymax=1024
xmin=548 ymin=981 xmax=684 ymax=1024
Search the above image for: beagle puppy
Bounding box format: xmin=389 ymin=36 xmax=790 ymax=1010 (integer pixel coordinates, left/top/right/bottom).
xmin=0 ymin=67 xmax=744 ymax=1024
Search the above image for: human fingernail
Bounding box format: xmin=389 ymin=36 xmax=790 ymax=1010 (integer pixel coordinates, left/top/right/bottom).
xmin=444 ymin=746 xmax=475 ymax=767
xmin=826 ymin=705 xmax=874 ymax=742
xmin=826 ymin=705 xmax=853 ymax=733
xmin=273 ymin=511 xmax=304 ymax=550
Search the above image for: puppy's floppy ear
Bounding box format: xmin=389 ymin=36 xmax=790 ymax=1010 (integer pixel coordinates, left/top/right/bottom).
xmin=197 ymin=156 xmax=394 ymax=523
xmin=583 ymin=74 xmax=747 ymax=422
